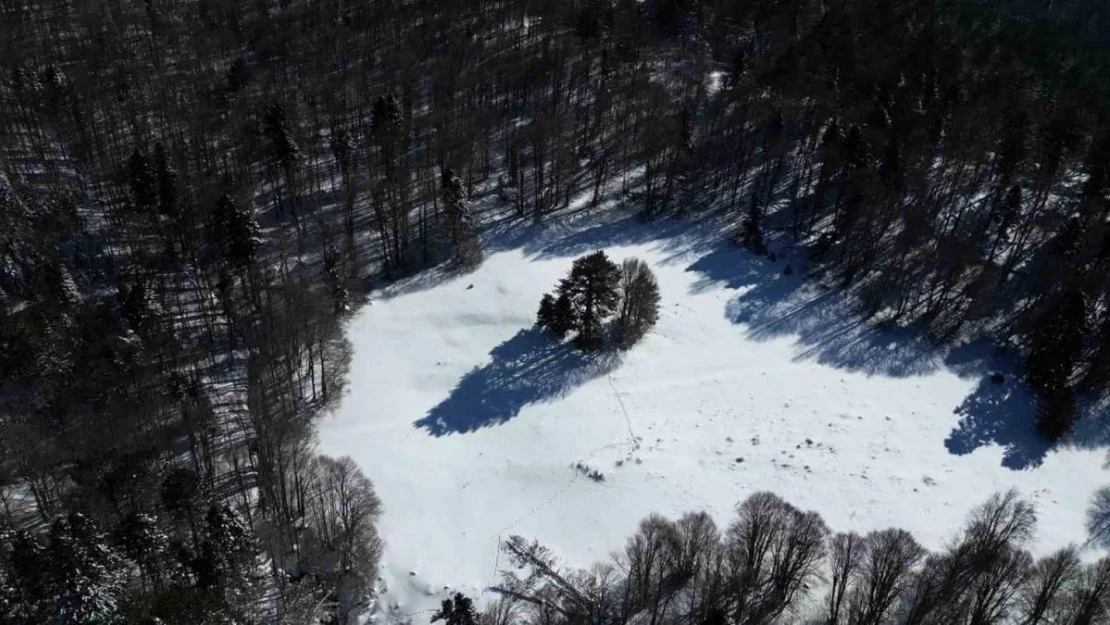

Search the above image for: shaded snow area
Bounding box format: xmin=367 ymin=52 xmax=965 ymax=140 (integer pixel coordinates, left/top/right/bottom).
xmin=318 ymin=217 xmax=1108 ymax=623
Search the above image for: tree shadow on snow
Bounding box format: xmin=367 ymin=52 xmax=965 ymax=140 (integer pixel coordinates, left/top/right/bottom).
xmin=685 ymin=244 xmax=1110 ymax=470
xmin=413 ymin=328 xmax=622 ymax=436
xmin=944 ymin=339 xmax=1110 ymax=470
xmin=691 ymin=245 xmax=945 ymax=378
xmin=944 ymin=376 xmax=1050 ymax=470
xmin=484 ymin=210 xmax=735 ymax=266
xmin=940 ymin=341 xmax=1068 ymax=471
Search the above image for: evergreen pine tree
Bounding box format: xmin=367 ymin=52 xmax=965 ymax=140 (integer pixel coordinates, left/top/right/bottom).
xmin=226 ymin=57 xmax=250 ymax=93
xmin=556 ymin=251 xmax=621 ymax=349
xmin=113 ymin=512 xmax=171 ymax=589
xmin=46 ymin=513 xmax=125 ymax=625
xmin=741 ymin=196 xmax=766 ymax=255
xmin=1 ymin=530 xmax=48 ymax=622
xmin=120 ymin=280 xmax=157 ymax=335
xmin=371 ymin=94 xmax=403 ymax=183
xmin=536 ymin=293 xmax=556 ymax=331
xmin=161 ymin=468 xmax=201 ymax=520
xmin=440 ymin=166 xmax=482 ymax=267
xmin=370 ymin=95 xmax=401 ymax=137
xmin=153 ymin=142 xmax=178 ymax=219
xmin=331 ymin=127 xmax=353 ymax=177
xmin=210 ymin=194 xmax=259 ymax=269
xmin=432 ymin=592 xmax=479 ymax=625
xmin=324 ymin=247 xmax=350 ymax=314
xmin=263 ymin=103 xmax=300 ymax=171
xmin=128 ymin=148 xmax=158 ymax=215
xmin=194 ymin=504 xmax=256 ymax=593
xmin=550 ymin=293 xmax=576 ymax=339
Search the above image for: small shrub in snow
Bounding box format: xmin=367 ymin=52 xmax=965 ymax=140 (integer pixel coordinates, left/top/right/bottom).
xmin=572 ymin=463 xmax=605 ymax=482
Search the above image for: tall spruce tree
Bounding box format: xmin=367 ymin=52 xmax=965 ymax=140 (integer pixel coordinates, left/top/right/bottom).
xmin=441 ymin=166 xmax=482 ymax=267
xmin=209 ymin=194 xmax=259 ymax=269
xmin=47 ymin=513 xmax=125 ymax=625
xmin=194 ymin=504 xmax=256 ymax=596
xmin=152 ymin=142 xmax=178 ymax=219
xmin=536 ymin=293 xmax=557 ymax=330
xmin=551 ymin=293 xmax=576 ymax=339
xmin=556 ymin=251 xmax=621 ymax=349
xmin=127 ymin=148 xmax=158 ymax=216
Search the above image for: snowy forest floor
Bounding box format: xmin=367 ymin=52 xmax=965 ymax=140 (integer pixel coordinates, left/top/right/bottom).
xmin=318 ymin=196 xmax=1110 ymax=623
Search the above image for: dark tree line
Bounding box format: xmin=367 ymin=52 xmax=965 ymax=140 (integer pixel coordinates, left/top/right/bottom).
xmin=484 ymin=489 xmax=1110 ymax=625
xmin=0 ymin=140 xmax=382 ymax=620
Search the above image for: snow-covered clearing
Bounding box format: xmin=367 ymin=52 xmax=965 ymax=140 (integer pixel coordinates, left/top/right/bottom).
xmin=318 ymin=214 xmax=1108 ymax=622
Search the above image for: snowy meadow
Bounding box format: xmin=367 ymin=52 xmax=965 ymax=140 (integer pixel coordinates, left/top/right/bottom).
xmin=319 ymin=214 xmax=1109 ymax=622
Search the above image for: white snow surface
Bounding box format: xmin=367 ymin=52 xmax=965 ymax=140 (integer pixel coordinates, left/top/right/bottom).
xmin=319 ymin=215 xmax=1108 ymax=623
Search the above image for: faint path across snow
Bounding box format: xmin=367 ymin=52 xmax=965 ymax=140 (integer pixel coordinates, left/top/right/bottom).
xmin=607 ymin=372 xmax=641 ymax=455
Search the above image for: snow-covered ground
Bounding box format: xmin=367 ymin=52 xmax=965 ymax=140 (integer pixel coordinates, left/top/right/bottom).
xmin=318 ymin=215 xmax=1108 ymax=623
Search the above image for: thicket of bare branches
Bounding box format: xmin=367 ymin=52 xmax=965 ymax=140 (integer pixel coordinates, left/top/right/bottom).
xmin=616 ymin=258 xmax=661 ymax=348
xmin=488 ymin=489 xmax=1110 ymax=625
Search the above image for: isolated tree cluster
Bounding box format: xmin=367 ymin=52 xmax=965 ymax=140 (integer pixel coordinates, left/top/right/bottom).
xmin=483 ymin=489 xmax=1109 ymax=625
xmin=536 ymin=251 xmax=660 ymax=350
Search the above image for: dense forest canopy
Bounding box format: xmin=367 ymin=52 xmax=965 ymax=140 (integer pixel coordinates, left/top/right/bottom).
xmin=2 ymin=0 xmax=1110 ymax=622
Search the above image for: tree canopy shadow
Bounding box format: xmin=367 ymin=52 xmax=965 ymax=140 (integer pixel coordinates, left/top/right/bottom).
xmin=685 ymin=243 xmax=1110 ymax=470
xmin=414 ymin=328 xmax=621 ymax=436
xmin=944 ymin=376 xmax=1050 ymax=470
xmin=685 ymin=246 xmax=769 ymax=294
xmin=945 ymin=341 xmax=1110 ymax=470
xmin=483 ymin=207 xmax=736 ymax=266
xmin=695 ymin=245 xmax=946 ymax=378
xmin=370 ymin=262 xmax=471 ymax=300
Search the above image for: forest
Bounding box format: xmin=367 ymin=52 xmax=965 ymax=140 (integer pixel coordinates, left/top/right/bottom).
xmin=2 ymin=0 xmax=1110 ymax=622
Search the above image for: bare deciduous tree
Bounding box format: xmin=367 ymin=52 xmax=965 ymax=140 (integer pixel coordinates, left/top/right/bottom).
xmin=1017 ymin=546 xmax=1080 ymax=625
xmin=306 ymin=455 xmax=383 ymax=619
xmin=616 ymin=258 xmax=661 ymax=348
xmin=847 ymin=529 xmax=924 ymax=625
xmin=826 ymin=532 xmax=864 ymax=624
